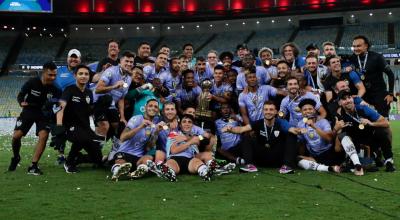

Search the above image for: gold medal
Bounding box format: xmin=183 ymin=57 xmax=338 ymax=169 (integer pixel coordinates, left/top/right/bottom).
xmin=358 ymin=124 xmax=365 ymax=130
xmin=308 ymin=132 xmax=314 ymax=139
xmin=162 ymin=125 xmax=169 ymax=130
xmin=302 ymin=117 xmax=308 ymax=123
xmin=278 ymin=111 xmax=284 ymax=117
xmin=361 ymin=75 xmax=365 ymax=80
xmin=228 ymin=119 xmax=235 ymax=123
xmin=265 ymin=143 xmax=270 ymax=148
xmin=295 ymin=107 xmax=301 ymax=112
xmin=265 ymin=60 xmax=271 ymax=66
xmin=145 ymin=129 xmax=151 ymax=136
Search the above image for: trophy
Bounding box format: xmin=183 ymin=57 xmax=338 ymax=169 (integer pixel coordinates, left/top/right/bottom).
xmin=196 ymin=79 xmax=213 ymax=119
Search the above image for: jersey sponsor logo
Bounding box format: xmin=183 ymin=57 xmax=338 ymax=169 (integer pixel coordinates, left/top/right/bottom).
xmin=86 ymin=96 xmax=90 ymax=104
xmin=274 ymin=130 xmax=280 ymax=137
xmin=31 ymin=89 xmax=41 ymax=96
xmin=72 ymin=96 xmax=81 ymax=103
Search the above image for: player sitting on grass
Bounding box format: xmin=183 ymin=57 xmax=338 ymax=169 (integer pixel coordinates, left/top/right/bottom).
xmin=296 ymin=99 xmax=343 ymax=173
xmin=110 ymin=99 xmax=165 ymax=181
xmin=158 ymin=114 xmax=217 ymax=181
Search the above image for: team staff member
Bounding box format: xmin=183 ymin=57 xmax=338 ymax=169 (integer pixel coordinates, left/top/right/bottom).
xmin=223 ymin=101 xmax=299 ymax=174
xmin=56 ymin=65 xmax=104 ymax=173
xmin=54 ymin=49 xmax=81 ymax=91
xmin=350 ymin=35 xmax=396 ymax=117
xmin=8 ymin=62 xmax=61 ymax=175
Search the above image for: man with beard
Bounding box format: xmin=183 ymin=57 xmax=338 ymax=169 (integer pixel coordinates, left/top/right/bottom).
xmin=94 ymin=51 xmax=134 ymax=140
xmin=280 ymin=42 xmax=305 ymax=73
xmin=96 ymin=39 xmax=120 ymax=73
xmin=175 ymin=69 xmax=202 ymax=115
xmin=194 ymin=57 xmax=213 ymax=84
xmin=222 ymin=101 xmax=299 ymax=174
xmin=134 ymin=42 xmax=154 ymax=69
xmin=258 ymin=47 xmax=277 ymax=79
xmin=322 ymin=41 xmax=353 ymax=72
xmin=54 ymin=49 xmax=81 ymax=91
xmin=236 ymin=54 xmax=269 ymax=93
xmin=303 ymin=54 xmax=329 ymax=92
xmin=239 ymin=68 xmax=285 ymax=125
xmin=323 ymin=55 xmax=365 ymax=103
xmin=280 ymin=77 xmax=326 ymax=127
xmin=111 ymin=99 xmax=166 ymax=181
xmin=335 ymin=90 xmax=395 ymax=172
xmin=232 ymin=44 xmax=250 ymax=67
xmin=165 ymin=57 xmax=182 ymax=102
xmin=350 ymin=35 xmax=396 ymax=118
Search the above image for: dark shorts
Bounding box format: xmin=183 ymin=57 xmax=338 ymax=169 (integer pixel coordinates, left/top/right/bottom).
xmin=169 ymin=156 xmax=191 ymax=174
xmin=93 ymin=95 xmax=120 ymax=125
xmin=313 ymin=147 xmax=345 ymax=166
xmin=14 ymin=111 xmax=49 ymax=136
xmin=66 ymin=126 xmax=104 ymax=145
xmin=113 ymin=152 xmax=140 ymax=170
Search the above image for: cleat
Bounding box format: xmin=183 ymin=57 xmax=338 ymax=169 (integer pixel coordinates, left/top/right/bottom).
xmin=201 ymin=160 xmax=217 ymax=181
xmin=279 ymin=165 xmax=294 ymax=174
xmin=8 ymin=156 xmax=21 ymax=171
xmin=159 ymin=163 xmax=177 ymax=182
xmin=239 ymin=164 xmax=258 ymax=173
xmin=111 ymin=163 xmax=132 ymax=181
xmin=64 ymin=163 xmax=79 ymax=173
xmin=329 ymin=165 xmax=341 ymax=173
xmin=128 ymin=164 xmax=148 ymax=179
xmin=354 ymin=164 xmax=364 ymax=176
xmin=215 ymin=163 xmax=236 ymax=176
xmin=27 ymin=165 xmax=43 ymax=176
xmin=385 ymin=161 xmax=396 ymax=172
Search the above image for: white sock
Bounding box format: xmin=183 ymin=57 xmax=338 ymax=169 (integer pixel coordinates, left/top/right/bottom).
xmin=111 ymin=164 xmax=120 ymax=173
xmin=298 ymin=159 xmax=329 ymax=172
xmin=198 ymin=164 xmax=207 ymax=176
xmin=341 ymin=136 xmax=361 ymax=166
xmin=385 ymin=158 xmax=394 ymax=165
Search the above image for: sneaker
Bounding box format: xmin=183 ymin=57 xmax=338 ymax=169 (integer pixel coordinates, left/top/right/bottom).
xmin=111 ymin=163 xmax=132 ymax=181
xmin=329 ymin=165 xmax=341 ymax=173
xmin=279 ymin=165 xmax=294 ymax=174
xmin=64 ymin=163 xmax=79 ymax=173
xmin=56 ymin=155 xmax=66 ymax=165
xmin=385 ymin=161 xmax=396 ymax=172
xmin=215 ymin=163 xmax=236 ymax=176
xmin=354 ymin=164 xmax=364 ymax=176
xmin=239 ymin=164 xmax=258 ymax=173
xmin=200 ymin=160 xmax=217 ymax=181
xmin=8 ymin=156 xmax=21 ymax=171
xmin=128 ymin=164 xmax=149 ymax=179
xmin=27 ymin=165 xmax=43 ymax=176
xmin=158 ymin=163 xmax=177 ymax=182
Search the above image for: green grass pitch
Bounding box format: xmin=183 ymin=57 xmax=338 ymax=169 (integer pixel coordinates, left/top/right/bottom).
xmin=0 ymin=122 xmax=399 ymax=220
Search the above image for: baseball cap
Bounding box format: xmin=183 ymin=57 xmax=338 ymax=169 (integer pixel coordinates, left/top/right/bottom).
xmin=68 ymin=49 xmax=81 ymax=58
xmin=306 ymin=43 xmax=319 ymax=51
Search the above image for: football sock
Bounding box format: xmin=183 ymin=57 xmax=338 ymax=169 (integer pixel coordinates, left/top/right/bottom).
xmin=298 ymin=159 xmax=329 ymax=172
xmin=341 ymin=136 xmax=361 ymax=166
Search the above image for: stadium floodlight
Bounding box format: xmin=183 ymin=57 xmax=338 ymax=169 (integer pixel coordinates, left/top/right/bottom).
xmin=209 ymin=24 xmax=213 ymax=27
xmin=90 ymin=27 xmax=94 ymax=31
xmin=75 ymin=27 xmax=78 ymax=31
xmin=389 ymin=12 xmax=392 ymax=15
xmin=61 ymin=28 xmax=64 ymax=32
xmin=151 ymin=26 xmax=155 ymax=29
xmin=11 ymin=27 xmax=14 ymax=30
xmin=242 ymin=22 xmax=245 ymax=25
xmin=26 ymin=27 xmax=30 ymax=30
xmin=272 ymin=20 xmax=275 ymax=23
xmin=32 ymin=26 xmax=36 ymax=30
xmin=136 ymin=26 xmax=140 ymax=30
xmin=351 ymin=14 xmax=354 ymax=18
xmin=196 ymin=25 xmax=199 ymax=28
xmin=107 ymin=27 xmax=110 ymax=31
xmin=369 ymin=13 xmax=373 ymax=16
xmin=43 ymin=28 xmax=46 ymax=31
xmin=225 ymin=23 xmax=229 ymax=26
xmin=256 ymin=21 xmax=260 ymax=24
xmin=167 ymin=26 xmax=170 ymax=30
xmin=288 ymin=18 xmax=292 ymax=22
xmin=181 ymin=25 xmax=184 ymax=29
xmin=120 ymin=26 xmax=124 ymax=30
xmin=3 ymin=25 xmax=7 ymax=29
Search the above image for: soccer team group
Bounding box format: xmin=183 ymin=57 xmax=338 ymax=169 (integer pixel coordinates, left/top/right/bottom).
xmin=7 ymin=34 xmax=397 ymax=182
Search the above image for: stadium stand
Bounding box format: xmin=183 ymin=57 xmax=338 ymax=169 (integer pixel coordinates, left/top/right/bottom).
xmin=0 ymin=31 xmax=18 ymax=66
xmin=295 ymin=27 xmax=338 ymax=55
xmin=16 ymin=36 xmax=63 ymax=64
xmin=247 ymin=28 xmax=292 ymax=53
xmin=0 ymin=76 xmax=30 ymax=117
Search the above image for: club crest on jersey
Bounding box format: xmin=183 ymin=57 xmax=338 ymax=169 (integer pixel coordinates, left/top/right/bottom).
xmin=86 ymin=96 xmax=90 ymax=104
xmin=16 ymin=120 xmax=22 ymax=127
xmin=47 ymin=93 xmax=53 ymax=99
xmin=274 ymin=130 xmax=280 ymax=137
